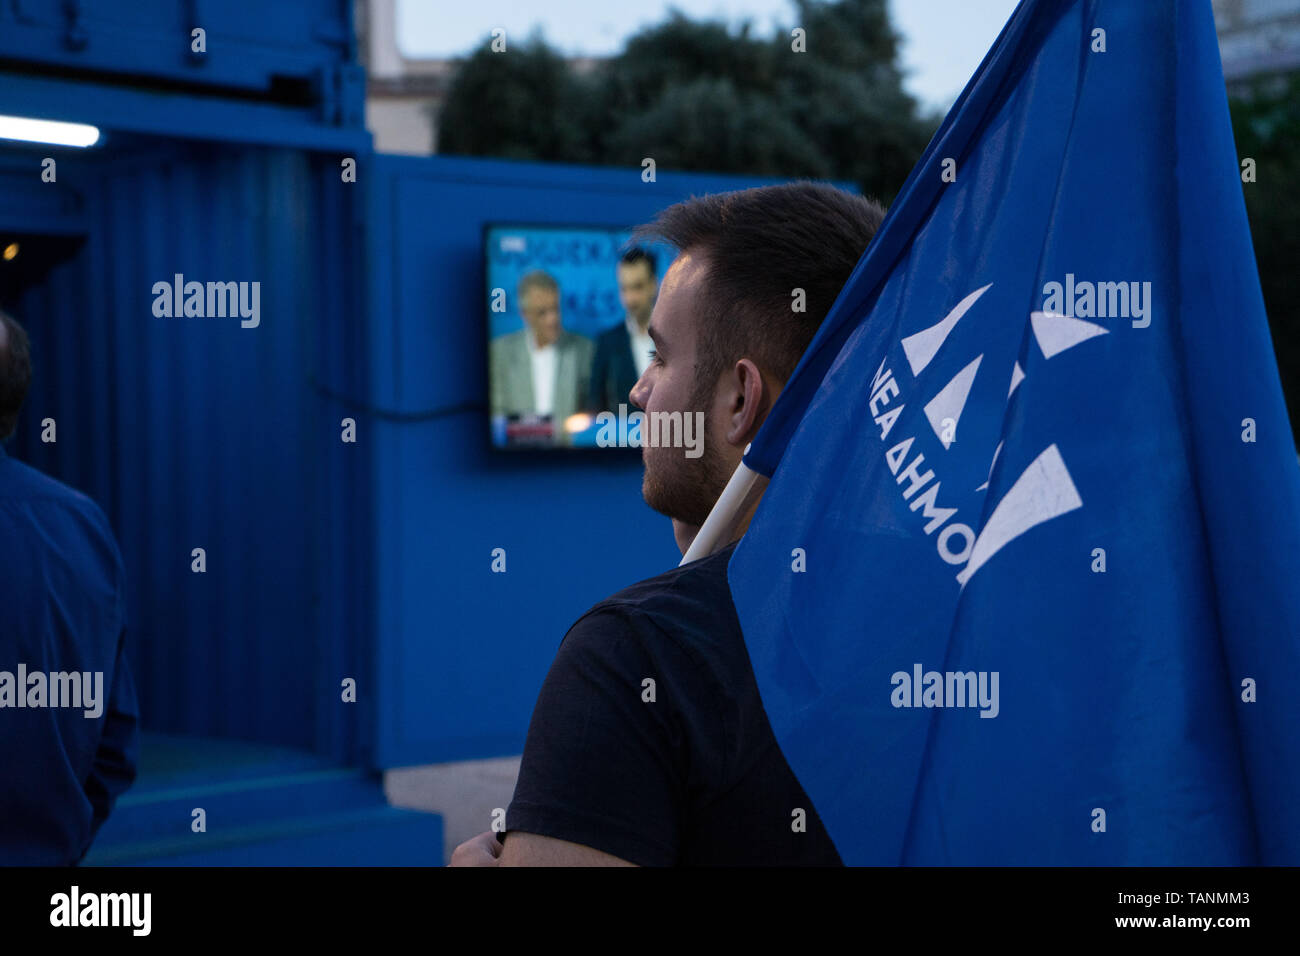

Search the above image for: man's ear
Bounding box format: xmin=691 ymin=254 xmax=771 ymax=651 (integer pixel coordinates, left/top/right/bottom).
xmin=723 ymin=358 xmax=774 ymax=448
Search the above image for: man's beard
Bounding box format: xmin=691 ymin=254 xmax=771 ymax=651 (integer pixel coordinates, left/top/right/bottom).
xmin=641 ymin=416 xmax=732 ymax=528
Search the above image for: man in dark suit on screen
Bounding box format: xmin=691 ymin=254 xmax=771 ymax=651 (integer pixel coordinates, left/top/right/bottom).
xmin=587 ymin=248 xmax=659 ymax=415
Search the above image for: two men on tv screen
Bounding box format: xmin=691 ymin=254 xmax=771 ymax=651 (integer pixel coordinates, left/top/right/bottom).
xmin=490 ymin=248 xmax=658 ymax=446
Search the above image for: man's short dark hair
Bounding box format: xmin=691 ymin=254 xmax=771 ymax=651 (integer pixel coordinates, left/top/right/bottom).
xmin=0 ymin=309 xmax=31 ymax=441
xmin=619 ymin=247 xmax=657 ymax=278
xmin=630 ymin=181 xmax=886 ymax=406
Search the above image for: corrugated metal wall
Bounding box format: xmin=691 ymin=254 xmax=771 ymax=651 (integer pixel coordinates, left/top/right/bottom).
xmin=9 ymin=140 xmax=369 ymax=761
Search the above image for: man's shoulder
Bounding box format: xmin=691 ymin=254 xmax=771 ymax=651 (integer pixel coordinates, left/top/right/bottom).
xmin=558 ymin=329 xmax=594 ymax=356
xmin=571 ymin=543 xmax=741 ymax=650
xmin=491 ymin=328 xmax=527 ymax=354
xmin=0 ymin=454 xmax=123 ymax=575
xmin=1 ymin=453 xmax=102 ymax=515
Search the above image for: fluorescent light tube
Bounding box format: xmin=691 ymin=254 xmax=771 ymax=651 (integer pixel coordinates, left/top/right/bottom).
xmin=0 ymin=115 xmax=100 ymax=148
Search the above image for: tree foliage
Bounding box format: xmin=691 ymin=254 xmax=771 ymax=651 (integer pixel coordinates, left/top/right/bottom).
xmin=437 ymin=0 xmax=939 ymax=202
xmin=1229 ymin=74 xmax=1300 ymax=440
xmin=437 ymin=28 xmax=589 ymax=161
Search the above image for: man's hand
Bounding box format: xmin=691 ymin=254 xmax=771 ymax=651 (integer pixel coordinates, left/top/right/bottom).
xmin=448 ymin=830 xmax=638 ymax=866
xmin=448 ymin=830 xmax=503 ymax=867
xmin=499 ymin=831 xmax=636 ymax=866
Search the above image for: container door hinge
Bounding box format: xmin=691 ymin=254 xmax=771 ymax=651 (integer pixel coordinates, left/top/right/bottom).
xmin=316 ymin=63 xmax=366 ymax=128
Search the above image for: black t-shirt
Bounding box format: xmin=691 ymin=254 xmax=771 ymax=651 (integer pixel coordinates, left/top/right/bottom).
xmin=503 ymin=541 xmax=843 ymax=866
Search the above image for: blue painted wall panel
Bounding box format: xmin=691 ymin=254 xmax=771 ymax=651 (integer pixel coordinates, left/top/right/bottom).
xmin=0 ymin=0 xmax=357 ymax=99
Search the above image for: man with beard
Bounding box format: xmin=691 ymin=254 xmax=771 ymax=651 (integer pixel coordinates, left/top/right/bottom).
xmin=451 ymin=182 xmax=886 ymax=866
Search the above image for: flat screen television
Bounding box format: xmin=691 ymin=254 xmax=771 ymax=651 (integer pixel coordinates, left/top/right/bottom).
xmin=484 ymin=222 xmax=675 ymax=451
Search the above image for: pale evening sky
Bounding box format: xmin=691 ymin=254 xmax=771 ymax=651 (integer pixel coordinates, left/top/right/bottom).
xmin=396 ymin=0 xmax=1024 ymax=113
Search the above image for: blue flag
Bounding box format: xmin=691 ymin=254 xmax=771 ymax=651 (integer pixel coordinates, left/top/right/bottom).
xmin=729 ymin=0 xmax=1300 ymax=864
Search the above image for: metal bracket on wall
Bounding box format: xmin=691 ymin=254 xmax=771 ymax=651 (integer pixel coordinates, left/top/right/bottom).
xmin=62 ymin=0 xmax=86 ymax=51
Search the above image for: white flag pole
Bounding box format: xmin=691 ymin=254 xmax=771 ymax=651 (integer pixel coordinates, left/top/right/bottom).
xmin=679 ymin=444 xmax=768 ymax=566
